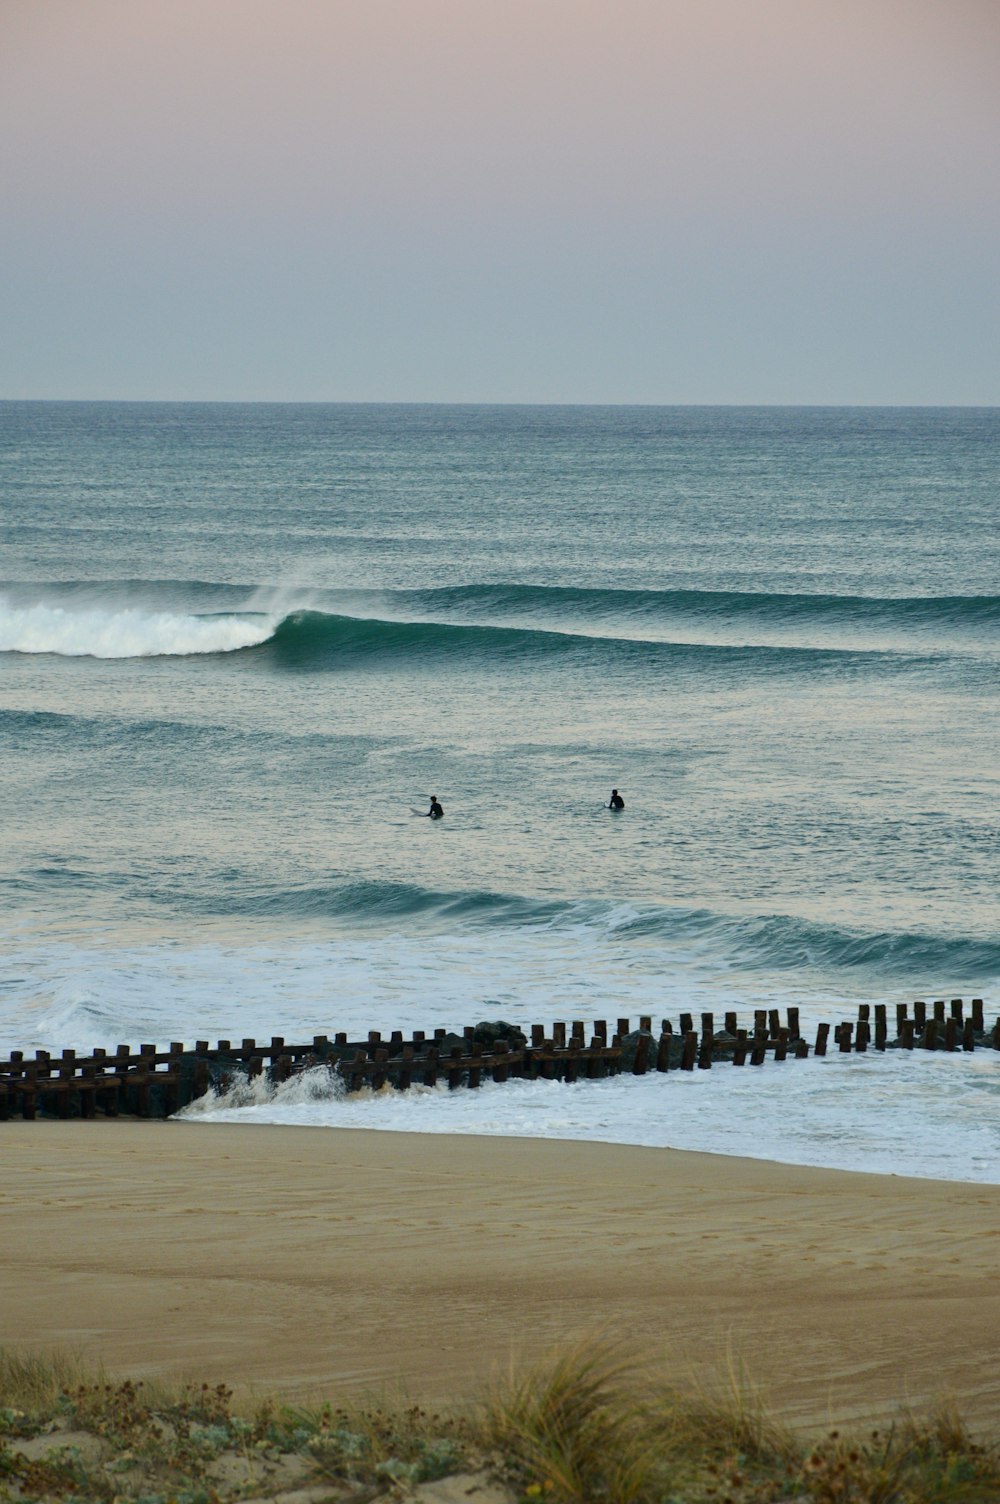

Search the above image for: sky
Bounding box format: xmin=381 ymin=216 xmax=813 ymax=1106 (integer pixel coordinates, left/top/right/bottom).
xmin=2 ymin=0 xmax=998 ymax=403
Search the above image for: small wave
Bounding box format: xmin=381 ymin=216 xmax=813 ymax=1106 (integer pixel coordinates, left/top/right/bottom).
xmin=190 ymin=877 xmax=1000 ymax=982
xmin=0 ymin=596 xmax=276 ymax=658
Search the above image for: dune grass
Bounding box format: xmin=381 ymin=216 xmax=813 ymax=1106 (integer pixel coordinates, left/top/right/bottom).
xmin=2 ymin=1342 xmax=1000 ymax=1503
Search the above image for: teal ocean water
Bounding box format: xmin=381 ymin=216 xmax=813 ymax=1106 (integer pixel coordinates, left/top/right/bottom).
xmin=2 ymin=403 xmax=998 ymax=1176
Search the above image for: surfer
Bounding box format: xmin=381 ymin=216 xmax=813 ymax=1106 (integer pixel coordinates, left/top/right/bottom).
xmin=426 ymin=796 xmax=444 ymax=820
xmin=608 ymin=788 xmax=625 ymax=810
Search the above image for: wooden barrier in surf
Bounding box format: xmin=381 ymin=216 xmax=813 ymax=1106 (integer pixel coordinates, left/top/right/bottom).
xmin=0 ymin=997 xmax=993 ymax=1123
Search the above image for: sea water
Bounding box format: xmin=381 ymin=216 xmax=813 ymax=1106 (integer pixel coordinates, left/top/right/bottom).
xmin=2 ymin=403 xmax=998 ymax=1180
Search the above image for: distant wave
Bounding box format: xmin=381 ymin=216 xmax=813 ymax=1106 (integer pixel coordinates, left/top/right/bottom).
xmin=0 ymin=598 xmax=938 ymax=673
xmin=3 ymin=578 xmax=991 ymax=663
xmin=402 ymin=583 xmax=1000 ymax=631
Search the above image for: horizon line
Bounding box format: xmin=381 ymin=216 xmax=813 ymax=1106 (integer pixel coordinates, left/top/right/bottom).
xmin=2 ymin=397 xmax=998 ymax=411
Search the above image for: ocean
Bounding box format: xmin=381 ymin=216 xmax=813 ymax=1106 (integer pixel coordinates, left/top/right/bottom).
xmin=2 ymin=402 xmax=998 ymax=1180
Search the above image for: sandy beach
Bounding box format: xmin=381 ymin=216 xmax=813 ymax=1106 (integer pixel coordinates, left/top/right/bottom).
xmin=2 ymin=1121 xmax=998 ymax=1429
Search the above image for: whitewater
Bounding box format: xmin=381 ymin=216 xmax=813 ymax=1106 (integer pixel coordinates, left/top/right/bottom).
xmin=2 ymin=401 xmax=998 ymax=1181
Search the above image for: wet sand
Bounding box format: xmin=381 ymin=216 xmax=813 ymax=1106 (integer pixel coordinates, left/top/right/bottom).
xmin=2 ymin=1121 xmax=998 ymax=1428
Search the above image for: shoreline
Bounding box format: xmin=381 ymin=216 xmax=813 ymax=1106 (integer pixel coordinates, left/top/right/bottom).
xmin=4 ymin=1120 xmax=999 ymax=1429
xmin=175 ymin=1110 xmax=1000 ymax=1188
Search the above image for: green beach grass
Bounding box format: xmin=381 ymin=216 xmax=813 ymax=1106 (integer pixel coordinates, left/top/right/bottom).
xmin=2 ymin=1343 xmax=998 ymax=1503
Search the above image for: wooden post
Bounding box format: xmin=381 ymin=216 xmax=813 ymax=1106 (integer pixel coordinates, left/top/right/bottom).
xmin=774 ymin=1028 xmax=788 ymax=1062
xmin=680 ymin=1031 xmax=697 ymax=1071
xmin=913 ymin=1001 xmax=926 ymax=1029
xmin=594 ymin=1020 xmax=607 ymax=1044
xmin=347 ymin=1050 xmax=366 ymax=1091
xmin=531 ymin=1024 xmax=545 ymax=1048
xmin=733 ymin=1028 xmax=748 ymax=1066
xmin=972 ymin=999 xmax=984 ymax=1032
xmin=754 ymin=1009 xmax=767 ymax=1036
xmin=950 ymin=998 xmax=963 ymax=1021
xmin=787 ymin=1007 xmax=801 ymax=1040
xmin=724 ymin=1010 xmax=738 ymax=1035
xmin=874 ymin=1005 xmax=887 ymax=1050
xmin=944 ymin=1018 xmax=957 ymax=1052
xmin=993 ymin=1021 xmax=1000 ymax=1051
xmin=794 ymin=1039 xmax=809 ymax=1058
xmin=553 ymin=1021 xmax=567 ymax=1048
xmin=22 ymin=1063 xmax=37 ymax=1121
xmin=901 ymin=1018 xmax=914 ymax=1050
xmin=423 ymin=1046 xmax=439 ymax=1088
xmin=963 ymin=1020 xmax=975 ymax=1053
xmin=768 ymin=1008 xmax=780 ymax=1039
xmin=639 ymin=1014 xmax=652 ymax=1033
xmin=855 ymin=1022 xmax=869 ymax=1053
xmin=922 ymin=1019 xmax=938 ymax=1051
xmin=632 ymin=1034 xmax=650 ymax=1075
xmin=493 ymin=1039 xmax=511 ymax=1084
xmin=697 ymin=1033 xmax=712 ymax=1070
xmin=398 ymin=1045 xmax=414 ymax=1090
xmin=858 ymin=1003 xmax=870 ymax=1024
xmin=617 ymin=1017 xmax=630 ymax=1039
xmin=700 ymin=1012 xmax=714 ymax=1041
xmin=750 ymin=1035 xmax=766 ymax=1066
xmin=656 ymin=1031 xmax=671 ymax=1072
xmin=933 ymin=1000 xmax=946 ymax=1024
xmin=571 ymin=1020 xmax=586 ymax=1044
xmin=815 ymin=1023 xmax=830 ymax=1057
xmin=896 ymin=1002 xmax=908 ymax=1035
xmin=679 ymin=1012 xmax=693 ymax=1037
xmin=468 ymin=1042 xmax=483 ymax=1088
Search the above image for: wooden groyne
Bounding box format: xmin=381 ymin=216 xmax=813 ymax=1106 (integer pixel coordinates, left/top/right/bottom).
xmin=0 ymin=996 xmax=993 ymax=1123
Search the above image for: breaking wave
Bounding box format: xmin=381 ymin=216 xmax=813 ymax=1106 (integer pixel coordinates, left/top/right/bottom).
xmin=0 ymin=597 xmax=275 ymax=658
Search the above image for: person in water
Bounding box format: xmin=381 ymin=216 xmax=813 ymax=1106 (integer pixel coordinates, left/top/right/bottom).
xmin=427 ymin=796 xmax=444 ymax=820
xmin=608 ymin=788 xmax=625 ymax=810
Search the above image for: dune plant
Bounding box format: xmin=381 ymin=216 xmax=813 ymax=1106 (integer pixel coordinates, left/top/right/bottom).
xmin=482 ymin=1336 xmax=665 ymax=1503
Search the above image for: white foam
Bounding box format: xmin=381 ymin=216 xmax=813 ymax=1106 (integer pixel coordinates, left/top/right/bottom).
xmin=5 ymin=934 xmax=999 ymax=1184
xmin=0 ymin=597 xmax=275 ymax=657
xmin=176 ymin=1050 xmax=1000 ymax=1185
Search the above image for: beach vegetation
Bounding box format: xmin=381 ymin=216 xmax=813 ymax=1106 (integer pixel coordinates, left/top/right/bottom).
xmin=3 ymin=1345 xmax=1000 ymax=1503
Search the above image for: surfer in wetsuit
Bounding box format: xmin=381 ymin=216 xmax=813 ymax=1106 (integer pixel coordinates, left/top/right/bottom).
xmin=427 ymin=796 xmax=444 ymax=820
xmin=608 ymin=788 xmax=625 ymax=810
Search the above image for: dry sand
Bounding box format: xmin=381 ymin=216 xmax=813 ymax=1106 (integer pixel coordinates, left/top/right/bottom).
xmin=2 ymin=1121 xmax=999 ymax=1429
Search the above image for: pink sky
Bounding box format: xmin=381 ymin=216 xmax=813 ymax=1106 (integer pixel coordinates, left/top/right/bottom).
xmin=2 ymin=0 xmax=998 ymax=401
